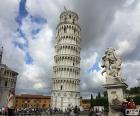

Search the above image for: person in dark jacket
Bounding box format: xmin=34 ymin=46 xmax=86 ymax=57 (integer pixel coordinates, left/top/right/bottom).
xmin=74 ymin=106 xmax=78 ymax=116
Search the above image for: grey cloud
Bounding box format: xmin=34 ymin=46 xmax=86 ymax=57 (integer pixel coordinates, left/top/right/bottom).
xmin=66 ymin=0 xmax=127 ymax=51
xmin=122 ymin=38 xmax=140 ymax=61
xmin=123 ymin=61 xmax=140 ymax=87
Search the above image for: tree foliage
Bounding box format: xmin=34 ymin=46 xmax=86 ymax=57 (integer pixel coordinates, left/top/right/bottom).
xmin=126 ymin=87 xmax=140 ymax=94
xmin=90 ymin=93 xmax=109 ymax=111
xmin=90 ymin=94 xmax=94 ymax=107
xmin=129 ymin=87 xmax=140 ymax=94
xmin=134 ymin=96 xmax=140 ymax=105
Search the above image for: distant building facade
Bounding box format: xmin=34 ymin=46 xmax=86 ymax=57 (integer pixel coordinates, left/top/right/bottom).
xmin=80 ymin=97 xmax=90 ymax=110
xmin=15 ymin=94 xmax=51 ymax=109
xmin=0 ymin=47 xmax=18 ymax=107
xmin=52 ymin=9 xmax=81 ymax=111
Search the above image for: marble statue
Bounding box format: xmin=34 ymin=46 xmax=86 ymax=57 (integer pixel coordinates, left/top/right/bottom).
xmin=102 ymin=48 xmax=128 ymax=116
xmin=101 ymin=48 xmax=122 ymax=79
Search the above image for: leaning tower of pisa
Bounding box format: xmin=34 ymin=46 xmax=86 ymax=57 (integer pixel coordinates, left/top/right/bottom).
xmin=52 ymin=9 xmax=81 ymax=111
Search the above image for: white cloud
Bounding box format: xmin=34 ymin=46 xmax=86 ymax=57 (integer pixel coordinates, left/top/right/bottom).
xmin=15 ymin=14 xmax=54 ymax=94
xmin=0 ymin=0 xmax=19 ymax=31
xmin=107 ymin=2 xmax=140 ymax=55
xmin=117 ymin=40 xmax=135 ymax=55
xmin=0 ymin=0 xmax=25 ymax=73
xmin=123 ymin=61 xmax=140 ymax=87
xmin=28 ymin=24 xmax=54 ymax=66
xmin=81 ymin=52 xmax=98 ymax=69
xmin=80 ymin=52 xmax=105 ymax=97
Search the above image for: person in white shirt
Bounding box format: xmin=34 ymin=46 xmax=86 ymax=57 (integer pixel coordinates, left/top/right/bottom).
xmin=7 ymin=89 xmax=15 ymax=116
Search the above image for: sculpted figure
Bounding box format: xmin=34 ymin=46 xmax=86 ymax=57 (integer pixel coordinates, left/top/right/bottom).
xmin=101 ymin=55 xmax=110 ymax=76
xmin=109 ymin=61 xmax=118 ymax=77
xmin=102 ymin=48 xmax=122 ymax=79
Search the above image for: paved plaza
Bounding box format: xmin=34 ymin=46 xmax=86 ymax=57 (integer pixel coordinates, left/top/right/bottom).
xmin=0 ymin=114 xmax=88 ymax=116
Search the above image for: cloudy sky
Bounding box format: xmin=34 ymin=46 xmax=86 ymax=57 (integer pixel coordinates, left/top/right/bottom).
xmin=0 ymin=0 xmax=140 ymax=98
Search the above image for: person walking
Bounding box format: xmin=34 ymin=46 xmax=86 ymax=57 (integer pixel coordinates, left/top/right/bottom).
xmin=88 ymin=107 xmax=94 ymax=116
xmin=49 ymin=107 xmax=53 ymax=116
xmin=66 ymin=107 xmax=71 ymax=116
xmin=121 ymin=101 xmax=128 ymax=116
xmin=7 ymin=89 xmax=16 ymax=116
xmin=73 ymin=106 xmax=78 ymax=116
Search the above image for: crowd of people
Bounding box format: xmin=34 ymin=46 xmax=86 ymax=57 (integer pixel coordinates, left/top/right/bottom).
xmin=88 ymin=107 xmax=104 ymax=116
xmin=48 ymin=106 xmax=80 ymax=116
xmin=64 ymin=105 xmax=80 ymax=116
xmin=1 ymin=88 xmax=139 ymax=116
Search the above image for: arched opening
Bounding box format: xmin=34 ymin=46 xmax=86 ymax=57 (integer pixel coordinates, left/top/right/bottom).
xmin=5 ymin=81 xmax=8 ymax=87
xmin=60 ymin=85 xmax=63 ymax=90
xmin=64 ymin=26 xmax=66 ymax=33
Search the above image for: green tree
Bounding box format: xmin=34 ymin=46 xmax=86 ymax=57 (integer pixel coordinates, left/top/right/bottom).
xmin=134 ymin=96 xmax=140 ymax=105
xmin=129 ymin=87 xmax=140 ymax=94
xmin=90 ymin=94 xmax=94 ymax=107
xmin=97 ymin=92 xmax=101 ymax=98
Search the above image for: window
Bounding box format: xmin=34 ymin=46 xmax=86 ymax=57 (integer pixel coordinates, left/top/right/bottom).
xmin=73 ymin=19 xmax=75 ymax=24
xmin=4 ymin=71 xmax=6 ymax=75
xmin=5 ymin=81 xmax=7 ymax=87
xmin=69 ymin=14 xmax=71 ymax=18
xmin=64 ymin=17 xmax=67 ymax=22
xmin=60 ymin=85 xmax=63 ymax=90
xmin=42 ymin=104 xmax=46 ymax=108
xmin=64 ymin=26 xmax=66 ymax=33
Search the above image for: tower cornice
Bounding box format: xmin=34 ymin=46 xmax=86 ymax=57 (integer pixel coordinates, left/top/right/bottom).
xmin=54 ymin=54 xmax=81 ymax=59
xmin=55 ymin=43 xmax=81 ymax=49
xmin=56 ymin=22 xmax=81 ymax=31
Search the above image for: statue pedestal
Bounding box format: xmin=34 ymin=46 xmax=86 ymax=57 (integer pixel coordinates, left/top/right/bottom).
xmin=108 ymin=107 xmax=123 ymax=116
xmin=103 ymin=78 xmax=128 ymax=116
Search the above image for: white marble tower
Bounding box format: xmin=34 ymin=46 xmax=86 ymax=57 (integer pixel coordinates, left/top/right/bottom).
xmin=52 ymin=9 xmax=81 ymax=111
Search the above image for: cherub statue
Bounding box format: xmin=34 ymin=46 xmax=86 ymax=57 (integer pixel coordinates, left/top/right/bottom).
xmin=101 ymin=48 xmax=122 ymax=79
xmin=101 ymin=55 xmax=110 ymax=76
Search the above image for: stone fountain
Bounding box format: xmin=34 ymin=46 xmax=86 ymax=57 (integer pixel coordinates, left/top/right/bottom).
xmin=102 ymin=48 xmax=128 ymax=116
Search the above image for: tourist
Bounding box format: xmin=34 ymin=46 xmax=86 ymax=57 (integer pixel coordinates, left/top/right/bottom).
xmin=49 ymin=107 xmax=53 ymax=116
xmin=127 ymin=98 xmax=136 ymax=109
xmin=88 ymin=107 xmax=94 ymax=116
xmin=121 ymin=100 xmax=128 ymax=116
xmin=77 ymin=107 xmax=80 ymax=116
xmin=7 ymin=89 xmax=16 ymax=116
xmin=66 ymin=107 xmax=71 ymax=116
xmin=74 ymin=106 xmax=78 ymax=116
xmin=98 ymin=111 xmax=104 ymax=116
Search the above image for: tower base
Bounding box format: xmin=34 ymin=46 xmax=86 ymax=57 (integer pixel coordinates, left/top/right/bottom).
xmin=52 ymin=91 xmax=80 ymax=112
